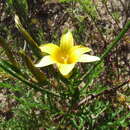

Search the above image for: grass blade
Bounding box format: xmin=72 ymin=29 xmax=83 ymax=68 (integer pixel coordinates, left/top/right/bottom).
xmin=20 ymin=50 xmax=46 ymax=83
xmin=14 ymin=15 xmax=42 ymax=58
xmin=80 ymin=21 xmax=130 ymax=93
xmin=0 ymin=60 xmax=59 ymax=97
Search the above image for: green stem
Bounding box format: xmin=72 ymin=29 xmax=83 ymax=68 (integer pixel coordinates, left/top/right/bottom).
xmin=80 ymin=21 xmax=130 ymax=93
xmin=0 ymin=61 xmax=59 ymax=97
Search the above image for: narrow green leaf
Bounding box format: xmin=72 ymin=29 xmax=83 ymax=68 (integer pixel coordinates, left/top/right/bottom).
xmin=0 ymin=82 xmax=21 ymax=92
xmin=0 ymin=60 xmax=59 ymax=97
xmin=14 ymin=15 xmax=42 ymax=58
xmin=80 ymin=21 xmax=130 ymax=93
xmin=20 ymin=50 xmax=46 ymax=83
xmin=1 ymin=60 xmax=27 ymax=78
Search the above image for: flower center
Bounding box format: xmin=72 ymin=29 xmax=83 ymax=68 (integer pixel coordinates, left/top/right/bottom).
xmin=60 ymin=54 xmax=69 ymax=64
xmin=53 ymin=49 xmax=75 ymax=64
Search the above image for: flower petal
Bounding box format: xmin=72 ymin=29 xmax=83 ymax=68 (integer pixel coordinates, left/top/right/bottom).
xmin=39 ymin=43 xmax=59 ymax=54
xmin=74 ymin=45 xmax=91 ymax=53
xmin=70 ymin=45 xmax=91 ymax=56
xmin=67 ymin=46 xmax=92 ymax=63
xmin=63 ymin=71 xmax=73 ymax=78
xmin=35 ymin=56 xmax=55 ymax=67
xmin=60 ymin=31 xmax=74 ymax=51
xmin=57 ymin=63 xmax=75 ymax=76
xmin=78 ymin=54 xmax=100 ymax=62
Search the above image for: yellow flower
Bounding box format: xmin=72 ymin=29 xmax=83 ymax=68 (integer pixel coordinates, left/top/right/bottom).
xmin=35 ymin=31 xmax=100 ymax=77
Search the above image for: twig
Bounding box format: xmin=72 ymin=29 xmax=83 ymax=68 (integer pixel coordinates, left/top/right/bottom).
xmin=79 ymin=21 xmax=130 ymax=92
xmin=77 ymin=80 xmax=129 ymax=107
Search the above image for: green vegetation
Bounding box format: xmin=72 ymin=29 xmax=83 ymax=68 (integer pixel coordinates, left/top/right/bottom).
xmin=0 ymin=0 xmax=130 ymax=129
